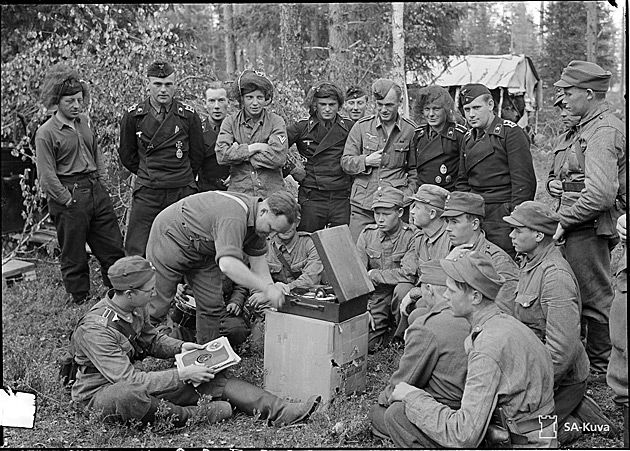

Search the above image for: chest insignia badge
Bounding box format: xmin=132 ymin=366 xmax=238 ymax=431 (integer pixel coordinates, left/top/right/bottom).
xmin=175 ymin=141 xmax=183 ymax=159
xmin=440 ymin=164 xmax=447 ymax=174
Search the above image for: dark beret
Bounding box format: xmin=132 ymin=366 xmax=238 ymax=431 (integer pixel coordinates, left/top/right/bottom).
xmin=554 ymin=60 xmax=611 ymax=92
xmin=147 ymin=61 xmax=175 ymax=78
xmin=108 ymin=256 xmax=156 ymax=290
xmin=460 ymin=83 xmax=492 ymax=106
xmin=346 ymin=85 xmax=367 ymax=100
xmin=503 ymin=201 xmax=559 ymax=236
xmin=372 ymin=186 xmax=405 ymax=209
xmin=440 ymin=249 xmax=505 ymax=300
xmin=442 ymin=191 xmax=485 ymax=218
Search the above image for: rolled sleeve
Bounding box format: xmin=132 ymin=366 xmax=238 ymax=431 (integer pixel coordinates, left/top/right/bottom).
xmin=35 ymin=129 xmax=72 ymax=204
xmin=213 ymin=218 xmax=248 ymax=263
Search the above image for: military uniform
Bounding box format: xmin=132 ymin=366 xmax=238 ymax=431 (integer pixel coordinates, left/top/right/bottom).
xmin=119 ymin=98 xmax=204 ymax=256
xmin=287 ymin=113 xmax=354 ymax=232
xmin=455 ymin=97 xmax=536 ymax=258
xmin=414 ymin=121 xmax=467 ymax=191
xmin=198 ymin=117 xmax=229 ymax=191
xmin=266 ymin=231 xmax=324 ymax=290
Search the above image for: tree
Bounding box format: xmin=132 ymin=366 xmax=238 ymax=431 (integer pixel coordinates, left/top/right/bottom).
xmin=453 ymin=3 xmax=511 ymax=55
xmin=223 ymin=4 xmax=237 ymax=78
xmin=585 ymin=1 xmax=597 ymax=61
xmin=510 ymin=3 xmax=539 ymax=57
xmin=328 ymin=3 xmax=351 ymax=88
xmin=280 ymin=4 xmax=303 ymax=84
xmin=391 ymin=2 xmax=409 ymax=117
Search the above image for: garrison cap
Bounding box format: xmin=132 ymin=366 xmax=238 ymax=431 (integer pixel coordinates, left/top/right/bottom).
xmin=147 ymin=61 xmax=175 ymax=78
xmin=554 ymin=60 xmax=611 ymax=92
xmin=108 ymin=256 xmax=156 ymax=290
xmin=372 ymin=78 xmax=398 ymax=100
xmin=553 ymin=90 xmax=566 ymax=107
xmin=419 ymin=260 xmax=448 ymax=286
xmin=346 ymin=85 xmax=367 ymax=100
xmin=460 ymin=83 xmax=492 ymax=106
xmin=237 ymin=69 xmax=274 ymax=100
xmin=372 ymin=186 xmax=405 ymax=209
xmin=408 ymin=184 xmax=449 ymax=210
xmin=502 ymin=201 xmax=560 ymax=236
xmin=442 ymin=191 xmax=485 ymax=217
xmin=440 ymin=249 xmax=504 ymax=300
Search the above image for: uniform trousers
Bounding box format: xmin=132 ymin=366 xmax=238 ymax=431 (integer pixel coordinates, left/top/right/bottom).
xmin=555 ymin=380 xmax=588 ymax=424
xmin=483 ymin=202 xmax=516 ymax=260
xmin=49 ymin=174 xmax=124 ymax=300
xmin=368 ymin=286 xmax=402 ymax=350
xmin=125 ymin=185 xmax=197 ymax=257
xmin=146 ymin=203 xmax=227 ymax=344
xmin=297 ymin=186 xmax=350 ymax=233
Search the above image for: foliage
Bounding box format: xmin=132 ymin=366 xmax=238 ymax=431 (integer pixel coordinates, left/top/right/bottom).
xmin=453 ymin=3 xmax=512 ymax=55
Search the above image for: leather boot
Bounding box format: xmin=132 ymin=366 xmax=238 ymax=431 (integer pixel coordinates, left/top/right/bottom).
xmin=557 ymin=414 xmax=582 ymax=446
xmin=141 ymin=397 xmax=232 ymax=428
xmin=222 ymin=377 xmax=321 ymax=426
xmin=585 ymin=318 xmax=612 ymax=375
xmin=573 ymin=395 xmax=618 ymax=436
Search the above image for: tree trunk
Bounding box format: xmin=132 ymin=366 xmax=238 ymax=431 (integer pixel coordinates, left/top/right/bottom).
xmin=585 ymin=1 xmax=597 ymax=62
xmin=223 ymin=3 xmax=237 ymax=77
xmin=328 ymin=3 xmax=350 ymax=87
xmin=280 ymin=4 xmax=302 ymax=84
xmin=391 ymin=2 xmax=409 ymax=118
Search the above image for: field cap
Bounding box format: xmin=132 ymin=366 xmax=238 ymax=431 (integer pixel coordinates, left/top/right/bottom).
xmin=408 ymin=184 xmax=449 ymax=210
xmin=346 ymin=86 xmax=367 ymax=100
xmin=553 ymin=60 xmax=611 ymax=92
xmin=419 ymin=260 xmax=448 ymax=286
xmin=108 ymin=256 xmax=155 ymax=290
xmin=372 ymin=78 xmax=398 ymax=99
xmin=147 ymin=61 xmax=174 ymax=78
xmin=503 ymin=201 xmax=559 ymax=236
xmin=372 ymin=186 xmax=405 ymax=209
xmin=440 ymin=249 xmax=504 ymax=300
xmin=460 ymin=83 xmax=492 ymax=106
xmin=442 ymin=192 xmax=485 ymax=218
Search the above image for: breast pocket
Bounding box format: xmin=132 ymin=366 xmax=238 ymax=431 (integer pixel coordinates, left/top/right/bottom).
xmin=514 ymin=292 xmax=546 ymax=342
xmin=387 ymin=141 xmax=409 ymax=167
xmin=362 ymin=139 xmax=379 ymax=155
xmin=290 ymin=257 xmax=307 ymax=273
xmin=366 ymin=247 xmax=382 ymax=270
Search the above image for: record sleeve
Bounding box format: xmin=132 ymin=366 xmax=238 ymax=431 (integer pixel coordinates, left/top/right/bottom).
xmin=175 ymin=336 xmax=241 ymax=385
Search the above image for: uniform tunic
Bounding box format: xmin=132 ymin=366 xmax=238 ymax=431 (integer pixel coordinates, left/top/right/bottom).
xmin=215 ymin=109 xmax=288 ymax=197
xmin=198 ymin=118 xmax=229 ymax=191
xmin=266 ymin=231 xmax=324 ymax=290
xmin=414 ymin=121 xmax=467 ymax=191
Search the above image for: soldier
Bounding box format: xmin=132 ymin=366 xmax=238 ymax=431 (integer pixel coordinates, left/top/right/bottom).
xmin=198 ymin=81 xmax=230 ymax=192
xmin=356 ymin=187 xmax=416 ymax=352
xmin=342 ymin=78 xmax=418 ymax=242
xmin=551 ymin=60 xmax=626 ymax=378
xmin=455 ymin=83 xmax=536 ymax=259
xmin=119 ymin=61 xmax=204 ymax=257
xmin=394 ymin=184 xmax=452 ymax=337
xmin=344 ymin=85 xmax=368 ymax=121
xmin=383 ymin=250 xmax=556 ymax=448
xmin=414 ymin=85 xmax=467 ymax=191
xmin=215 ymin=69 xmax=288 ymax=197
xmin=35 ymin=63 xmax=125 ymax=305
xmin=71 ymin=256 xmax=320 ymax=429
xmin=442 ymin=191 xmax=518 ymax=316
xmin=287 ymin=82 xmax=354 ymax=232
xmin=146 ymin=190 xmax=299 ymax=345
xmin=370 ymin=260 xmax=470 ymax=441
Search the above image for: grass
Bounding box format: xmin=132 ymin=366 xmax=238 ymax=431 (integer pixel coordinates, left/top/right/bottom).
xmin=2 ymin=134 xmax=626 ymax=448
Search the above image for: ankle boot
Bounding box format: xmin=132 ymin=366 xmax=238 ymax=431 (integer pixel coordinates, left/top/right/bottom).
xmin=585 ymin=319 xmax=612 ymax=375
xmin=557 ymin=415 xmax=582 ymax=446
xmin=573 ymin=395 xmax=618 ymax=436
xmin=141 ymin=397 xmax=232 ymax=427
xmin=222 ymin=377 xmax=321 ymax=426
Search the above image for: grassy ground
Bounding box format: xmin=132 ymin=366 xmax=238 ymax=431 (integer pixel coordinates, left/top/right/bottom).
xmin=2 ymin=131 xmax=626 ymax=448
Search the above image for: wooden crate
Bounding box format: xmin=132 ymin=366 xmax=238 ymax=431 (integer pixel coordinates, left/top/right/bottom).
xmin=2 ymin=259 xmax=36 ymax=287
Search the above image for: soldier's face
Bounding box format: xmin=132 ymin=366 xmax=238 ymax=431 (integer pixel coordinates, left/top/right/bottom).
xmin=130 ymin=275 xmax=157 ymax=307
xmin=316 ymin=98 xmax=340 ymax=121
xmin=410 ymin=202 xmax=432 ymax=228
xmin=562 ymin=87 xmax=589 ymax=118
xmin=463 ymin=96 xmax=494 ymax=130
xmin=445 ymin=214 xmax=477 ymax=246
xmin=509 ymin=226 xmax=539 ymax=254
xmin=206 ymin=88 xmax=228 ymax=123
xmin=373 ymin=207 xmax=403 ymax=234
xmin=57 ymin=92 xmax=83 ymax=121
xmin=444 ymin=277 xmax=474 ymax=318
xmin=256 ymin=209 xmax=292 ymax=238
xmin=376 ymin=89 xmax=400 ymax=124
xmin=558 ymin=104 xmax=580 ymax=129
xmin=147 ymin=74 xmax=175 ymax=105
xmin=345 ymin=96 xmax=367 ymax=121
xmin=422 ymin=103 xmax=446 ymax=129
xmin=276 ymin=220 xmax=298 ymax=242
xmin=243 ymin=89 xmax=266 ymax=118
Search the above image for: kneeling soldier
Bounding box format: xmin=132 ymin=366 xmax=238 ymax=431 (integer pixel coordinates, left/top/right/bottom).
xmin=71 ymin=256 xmax=320 ymax=428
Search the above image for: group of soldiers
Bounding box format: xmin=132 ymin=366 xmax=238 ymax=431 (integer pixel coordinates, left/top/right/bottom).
xmin=33 ymin=57 xmax=627 ymax=447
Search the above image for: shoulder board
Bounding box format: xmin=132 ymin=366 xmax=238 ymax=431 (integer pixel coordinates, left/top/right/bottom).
xmin=297 ymin=231 xmax=312 ymax=237
xmin=297 ymin=116 xmax=310 ymax=123
xmin=82 ymin=312 xmax=109 ymax=327
xmin=464 ymin=129 xmax=473 ymax=138
xmin=184 ymin=104 xmax=195 ymax=113
xmin=414 ymin=123 xmax=428 ymax=133
xmin=358 ymin=115 xmax=375 ymax=123
xmin=338 ymin=113 xmax=352 ymax=121
xmin=127 ymin=103 xmax=138 ymax=113
xmin=455 ymin=123 xmax=468 ymax=134
xmin=401 ymin=116 xmax=418 ymax=128
xmin=502 ymin=119 xmax=517 ymax=128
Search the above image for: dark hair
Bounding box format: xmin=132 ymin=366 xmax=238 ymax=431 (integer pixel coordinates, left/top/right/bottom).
xmin=266 ymin=191 xmax=300 ymax=225
xmin=206 ymin=80 xmax=227 ymax=93
xmin=41 ymin=63 xmax=90 ymax=108
xmin=416 ymin=85 xmax=457 ymax=123
xmin=306 ymin=82 xmax=344 ymax=116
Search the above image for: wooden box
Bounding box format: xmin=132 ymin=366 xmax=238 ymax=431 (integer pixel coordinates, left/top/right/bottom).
xmin=2 ymin=259 xmax=36 ymax=287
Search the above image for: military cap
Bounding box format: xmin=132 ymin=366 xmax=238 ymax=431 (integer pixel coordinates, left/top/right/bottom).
xmin=460 ymin=83 xmax=492 ymax=106
xmin=554 ymin=60 xmax=611 ymax=92
xmin=108 ymin=256 xmax=156 ymax=290
xmin=419 ymin=260 xmax=448 ymax=286
xmin=346 ymin=85 xmax=367 ymax=100
xmin=372 ymin=78 xmax=398 ymax=100
xmin=440 ymin=250 xmax=505 ymax=300
xmin=372 ymin=186 xmax=405 ymax=209
xmin=147 ymin=61 xmax=175 ymax=78
xmin=237 ymin=69 xmax=274 ymax=100
xmin=407 ymin=184 xmax=449 ymax=210
xmin=441 ymin=191 xmax=485 ymax=217
xmin=553 ymin=90 xmax=565 ymax=107
xmin=502 ymin=201 xmax=559 ymax=236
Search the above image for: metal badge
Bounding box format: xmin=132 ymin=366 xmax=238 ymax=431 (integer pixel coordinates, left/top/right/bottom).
xmin=136 ymin=131 xmax=143 ymax=138
xmin=178 ymin=106 xmax=184 ymax=114
xmin=175 ymin=125 xmax=180 ymax=134
xmin=440 ymin=164 xmax=447 ymax=174
xmin=435 ymin=176 xmax=442 ymax=183
xmin=445 ymin=175 xmax=452 ymax=183
xmin=304 ymin=139 xmax=313 ymax=147
xmin=447 ymin=129 xmax=453 ymax=137
xmin=494 ymin=124 xmax=501 ymax=134
xmin=176 ymin=141 xmax=183 ymax=159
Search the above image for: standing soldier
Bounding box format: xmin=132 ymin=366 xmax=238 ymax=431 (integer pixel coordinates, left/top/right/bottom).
xmin=455 ymin=83 xmax=536 ymax=259
xmin=287 ymin=82 xmax=353 ymax=232
xmin=118 ymin=61 xmax=204 ymax=257
xmin=215 ymin=69 xmax=288 ymax=197
xmin=342 ymin=78 xmax=418 ymax=242
xmin=35 ymin=63 xmax=125 ymax=305
xmin=344 ymin=85 xmax=369 ymax=121
xmin=414 ymin=85 xmax=467 ymax=191
xmin=551 ymin=60 xmax=626 ymax=379
xmin=198 ymin=81 xmax=230 ymax=192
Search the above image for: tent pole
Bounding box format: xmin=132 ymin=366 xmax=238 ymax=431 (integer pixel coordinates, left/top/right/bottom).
xmin=498 ymin=88 xmax=504 ymax=118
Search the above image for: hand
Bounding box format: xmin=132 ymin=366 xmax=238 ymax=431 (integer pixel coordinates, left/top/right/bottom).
xmin=365 ymin=150 xmax=383 ymax=167
xmin=617 ymin=214 xmax=627 ymax=242
xmin=548 ymin=180 xmax=563 ymax=197
xmin=263 ymin=283 xmax=285 ymax=309
xmin=174 ymin=283 xmax=191 ymax=304
xmin=64 ymin=197 xmax=73 ymax=207
xmin=181 ymin=342 xmax=206 ymax=352
xmin=178 ymin=364 xmax=216 ymax=385
xmin=248 ymin=292 xmax=269 ymax=310
xmin=248 ymin=143 xmax=268 ymax=156
xmin=400 ymin=293 xmax=413 ymax=317
xmin=408 ymin=287 xmax=422 ymax=300
xmin=389 ymin=382 xmax=418 ymax=402
xmin=553 ymin=223 xmax=565 ymax=241
xmin=225 ymin=302 xmax=242 ymax=316
xmin=367 ymin=269 xmax=378 ymax=283
xmin=445 ymin=244 xmax=474 ymax=260
xmin=274 ymin=281 xmax=291 ymax=295
xmin=367 ymin=310 xmax=376 ymax=331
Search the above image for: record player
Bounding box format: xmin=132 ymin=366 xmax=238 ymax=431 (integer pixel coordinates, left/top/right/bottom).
xmin=277 ymin=225 xmax=374 ymax=323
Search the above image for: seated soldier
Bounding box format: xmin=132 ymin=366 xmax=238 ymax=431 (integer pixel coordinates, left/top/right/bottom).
xmin=383 ymin=250 xmax=557 ymax=448
xmin=504 ymin=201 xmax=615 ymax=445
xmin=369 ymin=260 xmax=470 ymax=440
xmin=71 ymin=256 xmax=320 ymax=429
xmin=356 ymin=187 xmax=416 ymax=352
xmin=442 ymin=191 xmax=518 ymax=316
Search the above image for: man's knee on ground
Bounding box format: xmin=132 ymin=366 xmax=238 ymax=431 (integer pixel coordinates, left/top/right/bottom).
xmin=89 ymin=382 xmax=152 ymax=422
